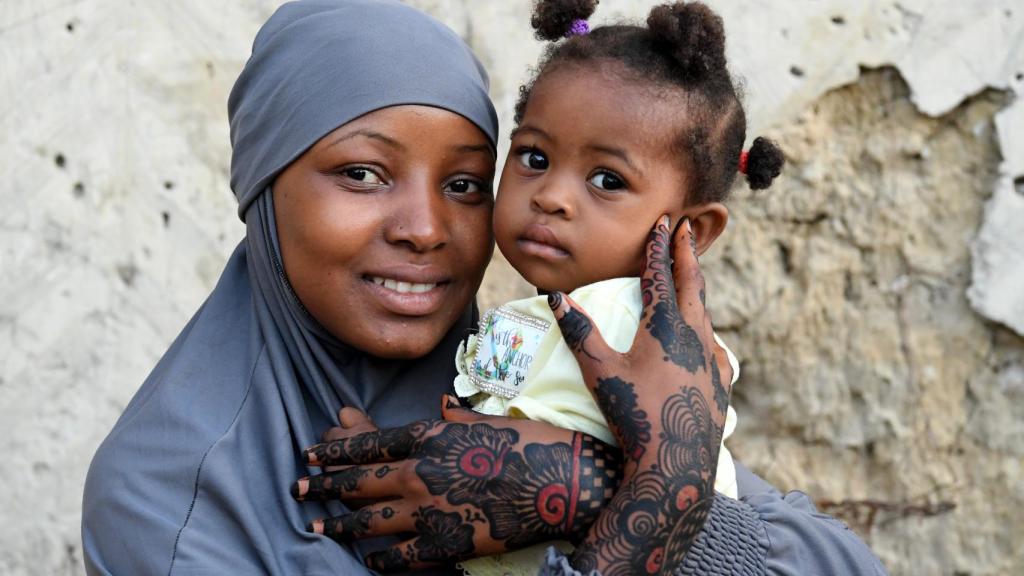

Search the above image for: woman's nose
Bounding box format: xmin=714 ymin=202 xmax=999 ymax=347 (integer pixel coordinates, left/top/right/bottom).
xmin=384 ymin=183 xmax=450 ymax=252
xmin=530 ymin=176 xmax=576 ymax=219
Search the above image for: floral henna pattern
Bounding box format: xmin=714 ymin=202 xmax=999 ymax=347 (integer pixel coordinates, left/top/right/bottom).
xmin=364 ymin=506 xmax=477 ymax=572
xmin=415 ymin=423 xmax=620 ymax=547
xmin=594 ymin=376 xmax=651 ymax=461
xmin=572 ymin=385 xmax=720 ymax=575
xmin=297 ymin=466 xmax=369 ymax=501
xmin=415 ymin=423 xmax=520 ymax=503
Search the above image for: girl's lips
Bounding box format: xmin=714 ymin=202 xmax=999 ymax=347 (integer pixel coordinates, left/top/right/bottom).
xmin=519 ymin=224 xmax=570 ymax=260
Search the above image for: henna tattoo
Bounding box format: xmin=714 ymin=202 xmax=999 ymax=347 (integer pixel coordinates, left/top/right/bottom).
xmin=364 ymin=506 xmax=476 ymax=572
xmin=296 ymin=466 xmax=369 ymax=501
xmin=306 ymin=420 xmax=435 ymax=465
xmin=412 ymin=423 xmax=620 ymax=548
xmin=550 ymin=292 xmax=599 ymax=361
xmin=710 ymin=354 xmax=729 ymax=417
xmin=647 ymin=299 xmax=705 ymax=374
xmin=320 ymin=505 xmax=394 ymax=541
xmin=594 ymin=377 xmax=651 ymax=461
xmin=572 ymin=385 xmax=721 ymax=575
xmin=375 ymin=464 xmax=396 ymax=479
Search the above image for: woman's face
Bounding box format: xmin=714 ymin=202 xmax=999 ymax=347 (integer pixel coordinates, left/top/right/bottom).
xmin=274 ymin=105 xmax=495 ymax=359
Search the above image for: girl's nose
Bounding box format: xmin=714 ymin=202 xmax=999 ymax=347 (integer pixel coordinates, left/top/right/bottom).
xmin=530 ymin=177 xmax=576 ymax=219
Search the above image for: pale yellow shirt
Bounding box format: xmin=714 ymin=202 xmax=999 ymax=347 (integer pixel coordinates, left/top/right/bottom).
xmin=454 ymin=277 xmax=740 ymax=576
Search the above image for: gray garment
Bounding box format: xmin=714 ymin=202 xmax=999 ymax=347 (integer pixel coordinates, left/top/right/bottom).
xmin=81 ymin=1 xmax=496 ymax=575
xmin=539 ymin=463 xmax=889 ymax=576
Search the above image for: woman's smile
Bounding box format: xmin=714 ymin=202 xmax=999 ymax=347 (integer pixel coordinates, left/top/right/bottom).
xmin=361 ymin=265 xmax=453 ymax=316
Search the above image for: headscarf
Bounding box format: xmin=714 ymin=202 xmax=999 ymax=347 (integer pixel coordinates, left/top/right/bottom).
xmin=82 ymin=2 xmax=498 ymax=574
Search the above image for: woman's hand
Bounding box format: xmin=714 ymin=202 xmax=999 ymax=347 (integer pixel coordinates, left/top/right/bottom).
xmin=550 ymin=215 xmax=734 ymax=576
xmin=293 ymin=400 xmax=622 ymax=573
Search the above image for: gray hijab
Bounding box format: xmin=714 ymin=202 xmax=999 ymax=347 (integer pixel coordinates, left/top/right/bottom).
xmin=82 ymin=2 xmax=498 ymax=575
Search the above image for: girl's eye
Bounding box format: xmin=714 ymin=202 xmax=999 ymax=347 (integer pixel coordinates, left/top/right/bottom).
xmin=445 ymin=179 xmax=484 ymax=195
xmin=341 ymin=167 xmax=383 ymax=185
xmin=588 ymin=171 xmax=625 ymax=191
xmin=517 ymin=149 xmax=549 ymax=171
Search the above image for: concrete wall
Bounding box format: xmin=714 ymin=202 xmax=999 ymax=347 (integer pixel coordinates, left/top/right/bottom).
xmin=1 ymin=1 xmax=1021 ymax=574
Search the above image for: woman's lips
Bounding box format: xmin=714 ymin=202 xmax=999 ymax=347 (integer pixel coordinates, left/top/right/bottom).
xmin=518 ymin=224 xmax=570 ymax=260
xmin=361 ymin=268 xmax=452 ymax=316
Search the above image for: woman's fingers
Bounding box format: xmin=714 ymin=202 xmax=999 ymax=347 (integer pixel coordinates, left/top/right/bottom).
xmin=671 ymin=217 xmax=707 ymax=325
xmin=440 ymin=394 xmax=486 ymax=423
xmin=339 ymin=407 xmax=374 ymax=429
xmin=310 ymin=501 xmax=417 ymax=542
xmin=304 ymin=420 xmax=436 ymax=466
xmin=548 ymin=291 xmax=615 ymax=379
xmin=363 ymin=507 xmax=480 ymax=573
xmin=293 ymin=462 xmax=409 ymax=501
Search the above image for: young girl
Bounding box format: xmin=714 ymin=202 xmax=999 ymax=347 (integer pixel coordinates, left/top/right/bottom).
xmin=455 ymin=0 xmax=783 ymax=573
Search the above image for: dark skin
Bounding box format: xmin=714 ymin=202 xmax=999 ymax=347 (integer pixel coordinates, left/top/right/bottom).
xmin=290 ymin=68 xmax=733 ymax=573
xmin=296 ymin=219 xmax=732 ymax=574
xmin=274 ymin=105 xmax=496 ymax=359
xmin=495 ymin=64 xmax=729 ymax=293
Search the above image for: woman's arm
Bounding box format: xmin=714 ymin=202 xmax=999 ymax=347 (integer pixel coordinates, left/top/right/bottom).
xmin=544 ymin=216 xmax=732 ymax=574
xmin=539 ymin=463 xmax=889 ymax=576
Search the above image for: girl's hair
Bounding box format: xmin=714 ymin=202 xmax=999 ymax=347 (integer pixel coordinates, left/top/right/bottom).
xmin=517 ymin=0 xmax=785 ymax=203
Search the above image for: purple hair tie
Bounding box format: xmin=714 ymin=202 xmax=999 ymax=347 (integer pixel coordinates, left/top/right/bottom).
xmin=566 ymin=19 xmax=590 ymax=37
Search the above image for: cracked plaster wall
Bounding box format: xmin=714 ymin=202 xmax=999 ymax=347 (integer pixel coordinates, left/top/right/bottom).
xmin=0 ymin=1 xmax=1021 ymax=575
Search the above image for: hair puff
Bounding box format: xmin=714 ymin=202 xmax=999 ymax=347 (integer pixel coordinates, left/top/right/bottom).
xmin=745 ymin=136 xmax=785 ymax=190
xmin=531 ymin=0 xmax=599 ymax=41
xmin=647 ymin=2 xmax=727 ymax=82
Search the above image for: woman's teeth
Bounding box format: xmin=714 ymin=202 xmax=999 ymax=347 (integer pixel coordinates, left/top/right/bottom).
xmin=370 ymin=276 xmax=438 ymax=294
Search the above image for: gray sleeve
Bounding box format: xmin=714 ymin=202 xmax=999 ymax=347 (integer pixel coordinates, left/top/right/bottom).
xmin=538 ymin=464 xmax=889 ymax=576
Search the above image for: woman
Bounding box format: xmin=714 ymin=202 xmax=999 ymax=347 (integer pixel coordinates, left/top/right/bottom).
xmin=82 ymin=1 xmax=887 ymax=575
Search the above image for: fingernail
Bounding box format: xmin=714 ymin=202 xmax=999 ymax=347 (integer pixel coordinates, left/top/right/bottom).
xmin=443 ymin=394 xmax=461 ymax=410
xmin=307 ymin=519 xmax=324 ymax=534
xmin=684 ymin=217 xmax=692 ymax=232
xmin=292 ymin=478 xmax=309 ymax=500
xmin=304 ymin=448 xmax=321 ymax=466
xmin=660 ymin=214 xmax=671 ymax=228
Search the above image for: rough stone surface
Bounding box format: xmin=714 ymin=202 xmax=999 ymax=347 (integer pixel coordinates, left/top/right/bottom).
xmin=0 ymin=2 xmax=1022 ymax=576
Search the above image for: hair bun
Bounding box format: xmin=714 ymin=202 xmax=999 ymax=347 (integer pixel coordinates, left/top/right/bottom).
xmin=647 ymin=2 xmax=727 ymax=82
xmin=746 ymin=136 xmax=785 ymax=190
xmin=531 ymin=0 xmax=599 ymax=42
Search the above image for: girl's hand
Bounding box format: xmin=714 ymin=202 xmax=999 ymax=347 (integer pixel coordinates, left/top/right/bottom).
xmin=550 ymin=215 xmax=733 ymax=576
xmin=293 ymin=401 xmax=622 ymax=573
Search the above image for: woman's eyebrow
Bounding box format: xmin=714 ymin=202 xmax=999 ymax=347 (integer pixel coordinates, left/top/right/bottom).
xmin=453 ymin=143 xmax=496 ymax=159
xmin=586 ymin=143 xmax=642 ymax=176
xmin=325 ymin=129 xmax=404 ymax=151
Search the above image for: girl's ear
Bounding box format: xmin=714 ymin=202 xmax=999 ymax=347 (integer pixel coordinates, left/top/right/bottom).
xmin=678 ymin=202 xmax=728 ymax=256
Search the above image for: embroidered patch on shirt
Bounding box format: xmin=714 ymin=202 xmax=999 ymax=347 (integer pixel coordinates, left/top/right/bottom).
xmin=469 ymin=306 xmax=550 ymax=399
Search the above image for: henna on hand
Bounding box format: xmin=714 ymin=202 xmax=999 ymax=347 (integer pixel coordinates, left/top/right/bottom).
xmin=550 ymin=216 xmax=733 ymax=575
xmin=294 ymin=402 xmax=623 ymax=572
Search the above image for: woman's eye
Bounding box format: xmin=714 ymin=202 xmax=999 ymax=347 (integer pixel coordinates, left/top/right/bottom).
xmin=445 ymin=179 xmax=483 ymax=195
xmin=517 ymin=149 xmax=549 ymax=171
xmin=341 ymin=167 xmax=383 ymax=185
xmin=588 ymin=171 xmax=625 ymax=191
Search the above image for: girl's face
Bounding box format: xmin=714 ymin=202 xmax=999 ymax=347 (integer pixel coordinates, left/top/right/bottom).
xmin=495 ymin=65 xmax=696 ymax=293
xmin=274 ymin=105 xmax=495 ymax=359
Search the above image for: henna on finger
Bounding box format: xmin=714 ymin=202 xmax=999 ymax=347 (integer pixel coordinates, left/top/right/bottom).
xmin=313 ymin=503 xmax=407 ymax=541
xmin=363 ymin=506 xmax=478 ymax=573
xmin=304 ymin=419 xmax=436 ymax=466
